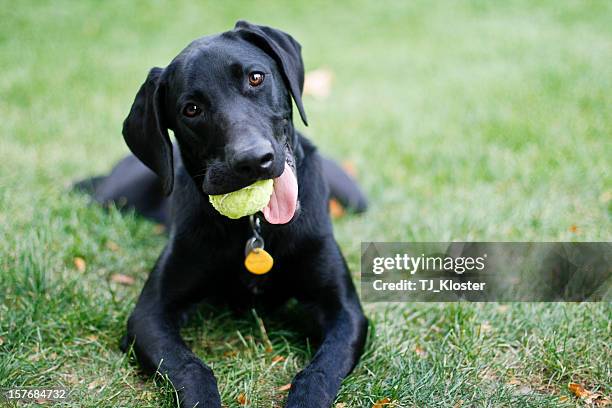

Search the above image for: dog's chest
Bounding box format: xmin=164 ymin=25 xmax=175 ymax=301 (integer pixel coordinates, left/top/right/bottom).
xmin=239 ymin=271 xmax=270 ymax=295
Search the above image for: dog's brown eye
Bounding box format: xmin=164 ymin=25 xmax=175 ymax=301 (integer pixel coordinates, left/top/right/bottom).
xmin=183 ymin=104 xmax=201 ymax=118
xmin=248 ymin=72 xmax=265 ymax=87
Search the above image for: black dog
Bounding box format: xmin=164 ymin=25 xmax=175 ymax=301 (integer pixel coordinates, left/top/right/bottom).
xmin=77 ymin=21 xmax=368 ymax=408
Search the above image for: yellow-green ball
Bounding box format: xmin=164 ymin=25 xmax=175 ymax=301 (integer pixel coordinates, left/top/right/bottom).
xmin=209 ymin=179 xmax=273 ymax=219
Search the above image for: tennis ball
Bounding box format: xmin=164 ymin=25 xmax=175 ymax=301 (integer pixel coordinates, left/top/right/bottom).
xmin=209 ymin=179 xmax=274 ymax=219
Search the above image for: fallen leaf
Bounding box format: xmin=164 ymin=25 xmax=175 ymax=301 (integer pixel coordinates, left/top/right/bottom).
xmin=265 ymin=346 xmax=273 ymax=353
xmin=73 ymin=257 xmax=87 ymax=272
xmin=277 ymin=383 xmax=291 ymax=392
xmin=111 ymin=273 xmax=135 ymax=285
xmin=303 ymin=68 xmax=334 ymax=99
xmin=88 ymin=379 xmax=103 ymax=390
xmin=329 ymin=198 xmax=345 ymax=219
xmin=341 ymin=160 xmax=358 ymax=178
xmin=588 ymin=394 xmax=605 ymax=405
xmin=507 ymin=377 xmax=521 ymax=385
xmin=223 ymin=350 xmax=238 ymax=358
xmin=106 ymin=240 xmax=120 ymax=251
xmin=453 ymin=400 xmax=463 ymax=408
xmin=373 ymin=397 xmax=391 ymax=408
xmin=567 ymin=383 xmax=608 ymax=405
xmin=558 ymin=396 xmax=569 ymax=403
xmin=86 ymin=334 xmax=99 ymax=342
xmin=271 ymin=355 xmax=285 ymax=363
xmin=569 ymin=224 xmax=579 ymax=233
xmin=236 ymin=393 xmax=247 ymax=405
xmin=588 ymin=394 xmax=606 ymax=405
xmin=568 ymin=383 xmax=589 ymax=399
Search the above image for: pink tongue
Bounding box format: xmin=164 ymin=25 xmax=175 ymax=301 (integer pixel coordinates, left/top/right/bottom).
xmin=262 ymin=162 xmax=298 ymax=224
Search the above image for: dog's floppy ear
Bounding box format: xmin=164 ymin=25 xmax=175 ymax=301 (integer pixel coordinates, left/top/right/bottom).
xmin=234 ymin=20 xmax=308 ymax=126
xmin=122 ymin=67 xmax=174 ymax=195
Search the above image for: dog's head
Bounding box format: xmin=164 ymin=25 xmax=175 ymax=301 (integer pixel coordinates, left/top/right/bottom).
xmin=122 ymin=21 xmax=307 ymax=224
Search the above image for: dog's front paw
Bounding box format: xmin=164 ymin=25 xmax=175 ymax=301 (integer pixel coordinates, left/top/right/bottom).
xmin=285 ymin=368 xmax=336 ymax=408
xmin=173 ymin=360 xmax=222 ymax=408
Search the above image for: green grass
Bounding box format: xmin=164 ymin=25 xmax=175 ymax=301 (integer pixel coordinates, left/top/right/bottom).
xmin=1 ymin=0 xmax=611 ymax=407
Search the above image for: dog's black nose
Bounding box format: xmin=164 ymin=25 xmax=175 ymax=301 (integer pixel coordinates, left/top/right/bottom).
xmin=230 ymin=143 xmax=275 ymax=177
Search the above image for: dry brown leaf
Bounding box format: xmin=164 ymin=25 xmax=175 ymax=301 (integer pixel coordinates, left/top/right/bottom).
xmin=236 ymin=393 xmax=247 ymax=405
xmin=568 ymin=383 xmax=589 ymax=399
xmin=271 ymin=355 xmax=285 ymax=363
xmin=341 ymin=160 xmax=358 ymax=178
xmin=453 ymin=400 xmax=463 ymax=408
xmin=303 ymin=68 xmax=334 ymax=99
xmin=588 ymin=394 xmax=605 ymax=405
xmin=106 ymin=240 xmax=120 ymax=251
xmin=567 ymin=382 xmax=610 ymax=405
xmin=588 ymin=394 xmax=606 ymax=405
xmin=373 ymin=397 xmax=391 ymax=408
xmin=88 ymin=379 xmax=103 ymax=390
xmin=73 ymin=257 xmax=86 ymax=272
xmin=569 ymin=224 xmax=579 ymax=233
xmin=111 ymin=273 xmax=135 ymax=285
xmin=223 ymin=350 xmax=238 ymax=358
xmin=277 ymin=383 xmax=291 ymax=392
xmin=329 ymin=198 xmax=345 ymax=219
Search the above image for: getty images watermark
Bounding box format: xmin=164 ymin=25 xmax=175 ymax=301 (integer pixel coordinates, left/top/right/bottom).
xmin=371 ymin=251 xmax=488 ymax=292
xmin=361 ymin=242 xmax=611 ymax=302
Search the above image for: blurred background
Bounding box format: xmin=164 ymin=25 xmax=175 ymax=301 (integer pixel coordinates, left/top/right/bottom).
xmin=1 ymin=1 xmax=610 ymax=407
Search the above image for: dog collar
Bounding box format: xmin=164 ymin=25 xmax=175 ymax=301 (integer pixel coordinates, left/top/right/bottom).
xmin=244 ymin=215 xmax=274 ymax=275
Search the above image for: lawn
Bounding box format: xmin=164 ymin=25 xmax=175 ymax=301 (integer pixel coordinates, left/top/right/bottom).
xmin=1 ymin=1 xmax=611 ymax=407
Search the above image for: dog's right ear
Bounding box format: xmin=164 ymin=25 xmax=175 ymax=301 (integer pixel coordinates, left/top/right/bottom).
xmin=122 ymin=67 xmax=174 ymax=195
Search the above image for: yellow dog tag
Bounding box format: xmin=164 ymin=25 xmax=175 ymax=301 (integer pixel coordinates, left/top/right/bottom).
xmin=245 ymin=248 xmax=274 ymax=275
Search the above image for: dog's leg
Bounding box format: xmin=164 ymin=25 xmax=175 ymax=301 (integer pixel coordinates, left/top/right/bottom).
xmin=286 ymin=240 xmax=368 ymax=408
xmin=123 ymin=248 xmax=222 ymax=408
